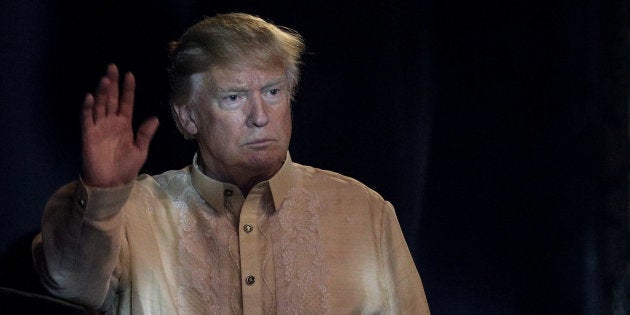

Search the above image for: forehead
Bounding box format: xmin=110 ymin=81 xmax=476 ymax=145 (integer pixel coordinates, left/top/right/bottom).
xmin=206 ymin=63 xmax=286 ymax=89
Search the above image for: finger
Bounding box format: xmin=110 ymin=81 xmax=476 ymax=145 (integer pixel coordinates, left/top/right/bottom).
xmin=81 ymin=93 xmax=95 ymax=128
xmin=119 ymin=72 xmax=136 ymax=118
xmin=105 ymin=64 xmax=120 ymax=115
xmin=135 ymin=117 xmax=159 ymax=151
xmin=93 ymin=76 xmax=110 ymax=121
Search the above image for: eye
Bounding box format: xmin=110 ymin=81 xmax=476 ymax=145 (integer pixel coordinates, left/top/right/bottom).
xmin=221 ymin=94 xmax=241 ymax=103
xmin=219 ymin=93 xmax=244 ymax=109
xmin=268 ymin=88 xmax=280 ymax=96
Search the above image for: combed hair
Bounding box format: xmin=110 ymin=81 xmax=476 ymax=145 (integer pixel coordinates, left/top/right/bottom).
xmin=168 ymin=13 xmax=305 ymax=138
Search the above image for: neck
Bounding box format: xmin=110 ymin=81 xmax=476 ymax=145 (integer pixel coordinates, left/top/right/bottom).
xmin=197 ymin=156 xmax=280 ymax=196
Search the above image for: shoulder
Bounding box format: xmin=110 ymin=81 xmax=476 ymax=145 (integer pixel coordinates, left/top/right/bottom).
xmin=134 ymin=166 xmax=193 ymax=194
xmin=291 ymin=162 xmax=386 ymax=205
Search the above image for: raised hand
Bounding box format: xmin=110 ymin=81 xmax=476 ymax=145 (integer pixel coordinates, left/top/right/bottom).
xmin=81 ymin=64 xmax=159 ymax=187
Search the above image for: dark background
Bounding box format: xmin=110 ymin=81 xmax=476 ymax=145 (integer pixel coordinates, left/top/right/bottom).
xmin=1 ymin=0 xmax=628 ymax=314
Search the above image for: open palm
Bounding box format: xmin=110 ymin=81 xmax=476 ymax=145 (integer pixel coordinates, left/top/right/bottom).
xmin=81 ymin=64 xmax=159 ymax=187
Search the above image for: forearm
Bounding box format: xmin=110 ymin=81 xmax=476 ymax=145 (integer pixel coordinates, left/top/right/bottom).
xmin=32 ymin=179 xmax=132 ymax=309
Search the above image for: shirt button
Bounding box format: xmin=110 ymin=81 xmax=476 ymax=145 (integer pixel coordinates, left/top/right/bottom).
xmin=245 ymin=275 xmax=256 ymax=286
xmin=243 ymin=224 xmax=253 ymax=233
xmin=224 ymin=189 xmax=233 ymax=197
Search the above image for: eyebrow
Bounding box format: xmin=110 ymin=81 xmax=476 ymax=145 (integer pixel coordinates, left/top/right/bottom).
xmin=217 ymin=86 xmax=248 ymax=94
xmin=261 ymin=78 xmax=288 ymax=90
xmin=216 ymin=77 xmax=288 ymax=93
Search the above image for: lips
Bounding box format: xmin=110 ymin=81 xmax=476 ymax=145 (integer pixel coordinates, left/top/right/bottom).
xmin=246 ymin=138 xmax=273 ymax=144
xmin=244 ymin=138 xmax=275 ymax=148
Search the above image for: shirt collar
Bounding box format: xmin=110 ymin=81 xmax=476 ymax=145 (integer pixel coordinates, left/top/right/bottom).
xmin=190 ymin=152 xmax=294 ymax=213
xmin=268 ymin=152 xmax=294 ymax=209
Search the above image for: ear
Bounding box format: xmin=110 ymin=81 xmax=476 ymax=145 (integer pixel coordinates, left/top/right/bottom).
xmin=172 ymin=103 xmax=198 ymax=136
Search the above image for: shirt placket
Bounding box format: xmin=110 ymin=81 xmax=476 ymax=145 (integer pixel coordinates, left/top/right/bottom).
xmin=238 ymin=185 xmax=267 ymax=314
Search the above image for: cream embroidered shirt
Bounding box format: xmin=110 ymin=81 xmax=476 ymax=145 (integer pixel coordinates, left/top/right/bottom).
xmin=32 ymin=153 xmax=430 ymax=314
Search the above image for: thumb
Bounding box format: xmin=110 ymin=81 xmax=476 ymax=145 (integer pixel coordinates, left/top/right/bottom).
xmin=136 ymin=116 xmax=159 ymax=151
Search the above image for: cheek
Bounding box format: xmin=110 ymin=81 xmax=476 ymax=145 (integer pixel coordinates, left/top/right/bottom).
xmin=282 ymin=107 xmax=293 ymax=134
xmin=283 ymin=112 xmax=292 ymax=136
xmin=209 ymin=116 xmax=241 ymax=139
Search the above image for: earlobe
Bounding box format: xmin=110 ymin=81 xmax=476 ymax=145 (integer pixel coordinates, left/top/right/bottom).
xmin=173 ymin=104 xmax=198 ymax=135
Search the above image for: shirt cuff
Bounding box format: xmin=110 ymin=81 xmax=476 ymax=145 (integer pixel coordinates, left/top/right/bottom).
xmin=74 ymin=177 xmax=134 ymax=220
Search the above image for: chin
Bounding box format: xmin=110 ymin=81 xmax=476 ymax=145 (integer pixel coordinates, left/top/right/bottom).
xmin=245 ymin=150 xmax=285 ymax=172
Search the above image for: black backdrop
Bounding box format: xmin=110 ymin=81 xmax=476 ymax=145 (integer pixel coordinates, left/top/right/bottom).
xmin=0 ymin=0 xmax=628 ymax=314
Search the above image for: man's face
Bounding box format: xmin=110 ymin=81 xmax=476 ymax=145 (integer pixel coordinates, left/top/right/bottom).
xmin=182 ymin=63 xmax=292 ymax=186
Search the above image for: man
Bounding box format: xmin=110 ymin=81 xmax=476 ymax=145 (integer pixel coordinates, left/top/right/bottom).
xmin=32 ymin=12 xmax=430 ymax=314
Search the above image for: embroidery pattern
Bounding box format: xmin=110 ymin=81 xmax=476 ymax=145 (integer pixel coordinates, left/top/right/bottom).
xmin=274 ymin=187 xmax=330 ymax=314
xmin=175 ymin=187 xmax=224 ymax=314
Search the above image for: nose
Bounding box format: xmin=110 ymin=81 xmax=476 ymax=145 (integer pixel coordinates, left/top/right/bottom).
xmin=247 ymin=94 xmax=269 ymax=127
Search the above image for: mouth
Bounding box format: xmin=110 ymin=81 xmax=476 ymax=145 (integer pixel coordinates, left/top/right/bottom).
xmin=244 ymin=138 xmax=275 ymax=149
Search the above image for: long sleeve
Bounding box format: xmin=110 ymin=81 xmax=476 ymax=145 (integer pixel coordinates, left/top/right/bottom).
xmin=31 ymin=159 xmax=432 ymax=314
xmin=380 ymin=201 xmax=431 ymax=314
xmin=31 ymin=179 xmax=133 ymax=310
